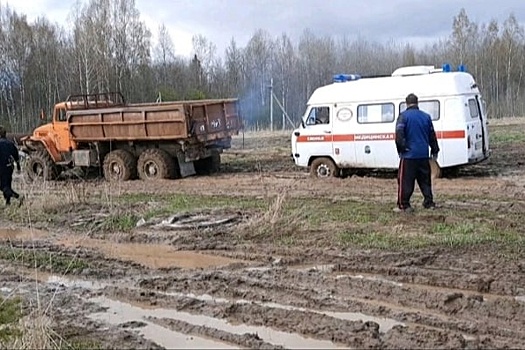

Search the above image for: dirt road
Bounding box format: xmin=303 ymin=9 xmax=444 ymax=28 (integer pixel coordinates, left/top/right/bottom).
xmin=1 ymin=120 xmax=524 ymax=349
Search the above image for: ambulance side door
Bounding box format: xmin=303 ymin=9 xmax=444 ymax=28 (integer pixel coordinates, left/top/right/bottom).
xmin=331 ymin=105 xmax=356 ymax=167
xmin=354 ymin=102 xmax=397 ymax=168
xmin=300 ymin=105 xmax=333 ymax=162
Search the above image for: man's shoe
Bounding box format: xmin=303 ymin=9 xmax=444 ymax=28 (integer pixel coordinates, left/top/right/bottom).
xmin=393 ymin=206 xmax=414 ymax=213
xmin=424 ymin=203 xmax=440 ymax=210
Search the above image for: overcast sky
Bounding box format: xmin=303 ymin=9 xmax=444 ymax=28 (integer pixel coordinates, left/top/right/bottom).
xmin=6 ymin=0 xmax=525 ymax=58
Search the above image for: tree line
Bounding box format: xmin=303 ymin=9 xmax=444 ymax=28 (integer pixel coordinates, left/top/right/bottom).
xmin=0 ymin=0 xmax=523 ymax=133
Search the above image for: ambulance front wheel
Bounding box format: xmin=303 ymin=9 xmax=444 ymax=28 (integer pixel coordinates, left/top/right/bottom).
xmin=310 ymin=157 xmax=339 ymax=179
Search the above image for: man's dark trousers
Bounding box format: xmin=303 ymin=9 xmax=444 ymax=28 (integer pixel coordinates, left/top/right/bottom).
xmin=397 ymin=158 xmax=433 ymax=210
xmin=0 ymin=166 xmax=19 ymax=205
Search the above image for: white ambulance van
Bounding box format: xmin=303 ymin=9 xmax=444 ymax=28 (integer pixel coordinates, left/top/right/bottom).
xmin=291 ymin=65 xmax=490 ymax=178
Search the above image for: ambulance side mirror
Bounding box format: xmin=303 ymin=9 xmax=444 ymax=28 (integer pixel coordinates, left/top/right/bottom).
xmin=300 ymin=120 xmax=305 ymax=128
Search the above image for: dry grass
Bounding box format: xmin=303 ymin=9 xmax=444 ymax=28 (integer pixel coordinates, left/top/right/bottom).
xmin=0 ymin=180 xmax=121 ymax=349
xmin=7 ymin=313 xmax=58 ymax=349
xmin=238 ymin=180 xmax=304 ymax=244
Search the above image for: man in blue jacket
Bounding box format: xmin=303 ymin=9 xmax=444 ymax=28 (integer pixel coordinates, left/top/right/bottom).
xmin=394 ymin=93 xmax=439 ymax=212
xmin=0 ymin=125 xmax=23 ymax=206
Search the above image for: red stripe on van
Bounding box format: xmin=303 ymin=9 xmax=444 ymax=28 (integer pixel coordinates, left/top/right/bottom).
xmin=333 ymin=134 xmax=355 ymax=142
xmin=296 ymin=130 xmax=465 ymax=142
xmin=297 ymin=135 xmax=333 ymax=142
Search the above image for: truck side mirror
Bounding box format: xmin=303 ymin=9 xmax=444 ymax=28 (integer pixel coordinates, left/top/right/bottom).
xmin=40 ymin=109 xmax=46 ymax=120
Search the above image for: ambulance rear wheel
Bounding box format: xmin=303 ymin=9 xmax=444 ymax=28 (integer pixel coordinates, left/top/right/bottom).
xmin=310 ymin=157 xmax=339 ymax=179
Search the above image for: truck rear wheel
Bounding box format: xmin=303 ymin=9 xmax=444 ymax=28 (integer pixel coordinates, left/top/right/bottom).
xmin=310 ymin=157 xmax=339 ymax=179
xmin=137 ymin=149 xmax=175 ymax=180
xmin=103 ymin=149 xmax=137 ymax=181
xmin=25 ymin=150 xmax=59 ymax=181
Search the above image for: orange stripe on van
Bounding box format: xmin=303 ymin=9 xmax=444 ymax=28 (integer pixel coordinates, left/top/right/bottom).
xmin=436 ymin=130 xmax=465 ymax=139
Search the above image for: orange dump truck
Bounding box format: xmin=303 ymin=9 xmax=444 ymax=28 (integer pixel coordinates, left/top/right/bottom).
xmin=20 ymin=92 xmax=243 ymax=181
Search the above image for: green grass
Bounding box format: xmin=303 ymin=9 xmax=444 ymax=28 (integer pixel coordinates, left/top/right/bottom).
xmin=61 ymin=339 xmax=104 ymax=350
xmin=121 ymin=193 xmax=264 ymax=210
xmin=0 ymin=296 xmax=22 ymax=343
xmin=489 ymin=129 xmax=525 ymax=144
xmin=100 ymin=212 xmax=139 ymax=232
xmin=338 ymin=221 xmax=524 ymax=250
xmin=0 ymin=247 xmax=88 ymax=274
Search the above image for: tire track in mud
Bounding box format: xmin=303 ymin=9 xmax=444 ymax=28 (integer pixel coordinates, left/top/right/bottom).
xmin=133 ymin=264 xmax=525 ymax=348
xmin=3 ymin=230 xmax=525 ymax=348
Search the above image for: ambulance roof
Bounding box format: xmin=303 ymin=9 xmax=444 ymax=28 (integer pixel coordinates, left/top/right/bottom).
xmin=307 ymin=70 xmax=480 ymax=106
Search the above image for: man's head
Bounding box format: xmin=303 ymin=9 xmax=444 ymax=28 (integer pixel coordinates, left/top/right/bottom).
xmin=0 ymin=125 xmax=6 ymax=138
xmin=405 ymin=93 xmax=418 ymax=106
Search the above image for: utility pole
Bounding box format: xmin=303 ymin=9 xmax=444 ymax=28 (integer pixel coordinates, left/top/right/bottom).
xmin=269 ymin=78 xmax=274 ymax=132
xmin=282 ymin=89 xmax=285 ymax=131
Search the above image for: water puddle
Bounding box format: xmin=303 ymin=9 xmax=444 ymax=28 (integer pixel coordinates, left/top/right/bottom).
xmin=290 ymin=264 xmax=336 ymax=273
xmin=89 ymin=297 xmax=236 ymax=349
xmin=46 ymin=274 xmax=106 ymax=290
xmin=0 ymin=286 xmax=12 ymax=293
xmin=159 ymin=290 xmax=403 ymax=333
xmin=89 ymin=296 xmax=344 ymax=349
xmin=335 ymin=274 xmax=404 ymax=287
xmin=0 ymin=227 xmax=48 ymax=241
xmin=58 ymin=237 xmax=242 ymax=269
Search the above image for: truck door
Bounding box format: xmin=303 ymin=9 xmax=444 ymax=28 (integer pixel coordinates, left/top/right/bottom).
xmin=297 ymin=106 xmax=333 ymax=164
xmin=53 ymin=107 xmax=72 ymax=153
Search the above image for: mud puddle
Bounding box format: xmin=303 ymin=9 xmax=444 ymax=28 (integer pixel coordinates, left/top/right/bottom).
xmin=58 ymin=237 xmax=243 ymax=269
xmin=0 ymin=227 xmax=48 ymax=240
xmin=89 ymin=296 xmax=346 ymax=349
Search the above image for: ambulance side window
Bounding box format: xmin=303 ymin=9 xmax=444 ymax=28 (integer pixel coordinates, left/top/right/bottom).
xmin=400 ymin=100 xmax=440 ymax=121
xmin=357 ymin=103 xmax=394 ymax=124
xmin=306 ymin=106 xmax=330 ymax=125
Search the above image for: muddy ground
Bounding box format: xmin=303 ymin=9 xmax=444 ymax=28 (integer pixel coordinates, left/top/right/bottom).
xmin=1 ymin=119 xmax=525 ymax=349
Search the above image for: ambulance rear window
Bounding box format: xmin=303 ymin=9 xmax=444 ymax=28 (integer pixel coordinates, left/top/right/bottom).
xmin=468 ymin=99 xmax=479 ymax=118
xmin=400 ymin=100 xmax=440 ymax=121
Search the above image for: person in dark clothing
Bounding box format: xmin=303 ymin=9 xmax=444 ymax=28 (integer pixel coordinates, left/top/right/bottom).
xmin=394 ymin=93 xmax=439 ymax=212
xmin=0 ymin=125 xmax=23 ymax=206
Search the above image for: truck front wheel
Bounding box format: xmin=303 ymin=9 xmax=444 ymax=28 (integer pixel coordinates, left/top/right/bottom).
xmin=25 ymin=150 xmax=59 ymax=181
xmin=310 ymin=157 xmax=339 ymax=179
xmin=137 ymin=149 xmax=175 ymax=180
xmin=103 ymin=149 xmax=137 ymax=181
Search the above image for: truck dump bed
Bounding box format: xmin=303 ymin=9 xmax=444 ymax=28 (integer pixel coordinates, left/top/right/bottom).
xmin=68 ymin=96 xmax=242 ymax=143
